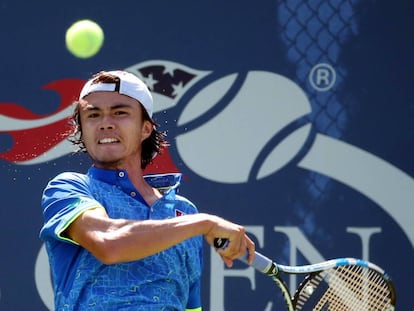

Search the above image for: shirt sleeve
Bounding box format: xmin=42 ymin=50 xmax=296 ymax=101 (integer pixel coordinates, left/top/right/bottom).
xmin=185 ymin=231 xmax=203 ymax=310
xmin=39 ymin=172 xmax=105 ymax=245
xmin=186 ymin=277 xmax=202 ymax=310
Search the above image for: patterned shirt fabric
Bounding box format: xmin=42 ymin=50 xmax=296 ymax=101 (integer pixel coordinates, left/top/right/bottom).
xmin=40 ymin=167 xmax=203 ymax=310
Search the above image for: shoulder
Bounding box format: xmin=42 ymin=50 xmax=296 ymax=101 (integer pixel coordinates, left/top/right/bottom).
xmin=50 ymin=171 xmax=88 ymax=183
xmin=43 ymin=171 xmax=90 ymax=194
xmin=145 ymin=173 xmax=199 ymax=214
xmin=173 ymin=194 xmax=199 ymax=214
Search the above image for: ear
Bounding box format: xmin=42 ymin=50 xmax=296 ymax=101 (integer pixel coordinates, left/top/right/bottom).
xmin=141 ymin=120 xmax=153 ymax=141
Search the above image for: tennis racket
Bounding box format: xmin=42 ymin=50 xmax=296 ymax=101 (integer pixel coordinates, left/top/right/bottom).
xmin=214 ymin=238 xmax=396 ymax=311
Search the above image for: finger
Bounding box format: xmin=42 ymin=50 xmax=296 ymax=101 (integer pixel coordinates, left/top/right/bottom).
xmin=215 ymin=247 xmax=234 ymax=267
xmin=245 ymin=236 xmax=256 ymax=265
xmin=222 ymin=256 xmax=234 ymax=268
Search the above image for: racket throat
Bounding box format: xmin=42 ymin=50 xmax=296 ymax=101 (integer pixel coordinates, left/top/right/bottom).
xmin=264 ymin=262 xmax=279 ymax=275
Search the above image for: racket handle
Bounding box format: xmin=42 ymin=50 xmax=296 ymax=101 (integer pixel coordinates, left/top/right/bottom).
xmin=213 ymin=238 xmax=278 ymax=275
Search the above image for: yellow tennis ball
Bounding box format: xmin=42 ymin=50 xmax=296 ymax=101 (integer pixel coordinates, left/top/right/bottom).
xmin=65 ymin=20 xmax=104 ymax=59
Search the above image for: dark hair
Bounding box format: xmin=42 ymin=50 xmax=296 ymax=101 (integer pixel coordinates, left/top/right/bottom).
xmin=68 ymin=71 xmax=168 ymax=169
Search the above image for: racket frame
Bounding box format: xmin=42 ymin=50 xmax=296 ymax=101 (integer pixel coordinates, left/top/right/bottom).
xmin=213 ymin=238 xmax=396 ymax=310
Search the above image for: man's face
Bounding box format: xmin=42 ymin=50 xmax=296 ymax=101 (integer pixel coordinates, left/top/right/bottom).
xmin=79 ymin=91 xmax=152 ymax=169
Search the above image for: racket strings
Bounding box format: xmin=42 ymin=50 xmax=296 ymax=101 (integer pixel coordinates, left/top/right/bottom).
xmin=295 ymin=265 xmax=393 ymax=311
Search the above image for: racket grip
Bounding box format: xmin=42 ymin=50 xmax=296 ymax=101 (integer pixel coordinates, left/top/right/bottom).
xmin=213 ymin=238 xmax=278 ymax=275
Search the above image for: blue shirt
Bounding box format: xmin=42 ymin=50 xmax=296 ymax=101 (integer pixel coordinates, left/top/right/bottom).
xmin=40 ymin=167 xmax=203 ymax=310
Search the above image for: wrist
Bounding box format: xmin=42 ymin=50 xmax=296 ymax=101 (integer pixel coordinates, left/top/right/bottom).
xmin=196 ymin=213 xmax=221 ymax=236
xmin=191 ymin=213 xmax=215 ymax=235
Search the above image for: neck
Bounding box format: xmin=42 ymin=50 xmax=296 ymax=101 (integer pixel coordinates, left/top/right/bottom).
xmin=130 ymin=173 xmax=162 ymax=206
xmin=93 ymin=162 xmax=162 ymax=206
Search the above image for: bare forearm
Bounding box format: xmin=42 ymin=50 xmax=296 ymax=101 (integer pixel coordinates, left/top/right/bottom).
xmin=101 ymin=213 xmax=213 ymax=263
xmin=68 ymin=208 xmax=254 ymax=266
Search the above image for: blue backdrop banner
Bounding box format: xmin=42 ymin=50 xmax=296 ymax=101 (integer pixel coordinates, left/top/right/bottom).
xmin=0 ymin=0 xmax=413 ymax=310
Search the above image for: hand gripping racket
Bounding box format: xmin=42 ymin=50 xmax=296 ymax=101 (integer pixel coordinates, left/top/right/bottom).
xmin=214 ymin=238 xmax=396 ymax=311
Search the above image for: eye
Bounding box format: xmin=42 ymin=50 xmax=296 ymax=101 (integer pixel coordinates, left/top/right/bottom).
xmin=87 ymin=112 xmax=100 ymax=118
xmin=114 ymin=110 xmax=128 ymax=116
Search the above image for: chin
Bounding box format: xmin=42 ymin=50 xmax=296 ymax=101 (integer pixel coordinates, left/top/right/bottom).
xmin=93 ymin=157 xmax=124 ymax=168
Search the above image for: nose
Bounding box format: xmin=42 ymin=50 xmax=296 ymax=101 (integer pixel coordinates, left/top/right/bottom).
xmin=99 ymin=115 xmax=115 ymax=130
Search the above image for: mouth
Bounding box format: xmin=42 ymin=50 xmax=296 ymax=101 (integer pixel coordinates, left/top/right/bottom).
xmin=98 ymin=137 xmax=120 ymax=144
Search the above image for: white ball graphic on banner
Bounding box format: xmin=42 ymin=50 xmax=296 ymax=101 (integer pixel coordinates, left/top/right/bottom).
xmin=176 ymin=71 xmax=312 ymax=183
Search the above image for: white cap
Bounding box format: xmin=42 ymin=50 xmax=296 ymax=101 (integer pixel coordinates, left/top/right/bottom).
xmin=79 ymin=70 xmax=153 ymax=117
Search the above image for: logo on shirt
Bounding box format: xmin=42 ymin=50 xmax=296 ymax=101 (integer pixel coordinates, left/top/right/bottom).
xmin=175 ymin=209 xmax=185 ymax=217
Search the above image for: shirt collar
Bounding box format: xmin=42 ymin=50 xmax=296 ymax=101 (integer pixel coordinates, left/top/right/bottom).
xmin=87 ymin=167 xmax=182 ymax=194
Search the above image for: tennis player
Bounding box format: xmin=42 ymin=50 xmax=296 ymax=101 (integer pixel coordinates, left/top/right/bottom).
xmin=39 ymin=70 xmax=255 ymax=310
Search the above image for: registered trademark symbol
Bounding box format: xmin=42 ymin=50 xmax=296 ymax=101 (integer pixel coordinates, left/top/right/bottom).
xmin=309 ymin=63 xmax=336 ymax=92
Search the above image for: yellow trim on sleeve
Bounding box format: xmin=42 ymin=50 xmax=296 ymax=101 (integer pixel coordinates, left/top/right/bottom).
xmin=185 ymin=308 xmax=202 ymax=311
xmin=57 ymin=205 xmax=105 ymax=245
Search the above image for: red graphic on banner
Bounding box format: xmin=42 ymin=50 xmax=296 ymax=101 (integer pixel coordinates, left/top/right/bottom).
xmin=144 ymin=148 xmax=180 ymax=174
xmin=0 ymin=78 xmax=179 ymax=173
xmin=0 ymin=79 xmax=84 ymax=163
